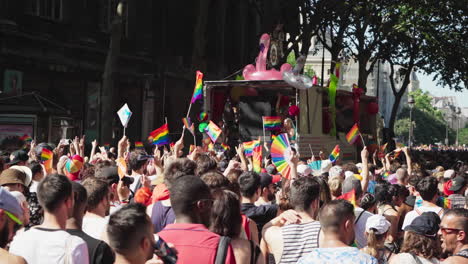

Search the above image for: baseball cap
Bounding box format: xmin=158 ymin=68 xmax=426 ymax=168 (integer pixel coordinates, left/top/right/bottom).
xmin=0 ymin=187 xmax=23 ymax=225
xmin=7 ymin=150 xmax=29 ymax=165
xmin=366 ymin=215 xmax=391 ymax=235
xmin=0 ymin=169 xmax=27 ymax=187
xmin=9 ymin=165 xmax=32 ymax=187
xmin=259 ymin=173 xmax=281 ymax=188
xmin=96 ymin=166 xmax=119 ymax=185
xmin=65 ymin=155 xmax=84 ymax=181
xmin=449 ymin=176 xmax=466 ymax=192
xmin=443 ymin=169 xmax=455 ymax=179
xmin=404 ymin=211 xmax=440 ymax=238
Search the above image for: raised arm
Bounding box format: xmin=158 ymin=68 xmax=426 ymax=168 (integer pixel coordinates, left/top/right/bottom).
xmin=360 ymin=147 xmax=369 ymax=194
xmin=402 ymin=147 xmax=412 ymax=176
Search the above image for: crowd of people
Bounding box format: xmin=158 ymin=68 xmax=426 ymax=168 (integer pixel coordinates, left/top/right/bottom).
xmin=0 ymin=134 xmax=466 ymax=264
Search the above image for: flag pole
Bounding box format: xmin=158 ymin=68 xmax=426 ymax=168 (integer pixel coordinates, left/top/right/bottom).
xmin=359 ymin=133 xmax=366 ymax=146
xmin=123 ymin=126 xmax=126 ymax=136
xmin=262 ymin=117 xmax=266 ymax=143
xmin=308 ymin=144 xmax=314 ymax=157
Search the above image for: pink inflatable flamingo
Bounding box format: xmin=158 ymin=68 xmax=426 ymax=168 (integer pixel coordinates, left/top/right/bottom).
xmin=243 ymin=34 xmax=292 ymax=80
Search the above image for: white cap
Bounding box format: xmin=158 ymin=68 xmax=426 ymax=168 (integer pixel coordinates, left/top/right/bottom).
xmin=365 ymin=215 xmax=391 ymax=235
xmin=297 ymin=164 xmax=312 ymax=176
xmin=444 ymin=169 xmax=455 ymax=179
xmin=344 ymin=171 xmax=355 ymax=179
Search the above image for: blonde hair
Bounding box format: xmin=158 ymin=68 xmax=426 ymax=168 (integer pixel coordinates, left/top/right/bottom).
xmin=362 ymin=228 xmax=386 ymax=258
xmin=328 ymin=177 xmax=342 ymax=198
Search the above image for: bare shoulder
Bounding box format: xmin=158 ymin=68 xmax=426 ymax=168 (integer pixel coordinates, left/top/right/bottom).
xmin=263 ymin=225 xmax=282 ymax=243
xmin=442 ymin=256 xmax=465 ymax=264
xmin=0 ymin=250 xmax=26 ymax=264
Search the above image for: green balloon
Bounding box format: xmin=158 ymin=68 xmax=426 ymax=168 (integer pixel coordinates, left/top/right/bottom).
xmin=198 ymin=122 xmax=208 ymax=133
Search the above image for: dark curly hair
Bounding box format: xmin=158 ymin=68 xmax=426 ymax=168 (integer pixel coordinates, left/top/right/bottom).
xmin=400 ymin=231 xmax=441 ymax=259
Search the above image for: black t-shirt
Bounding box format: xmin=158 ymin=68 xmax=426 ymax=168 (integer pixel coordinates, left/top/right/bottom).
xmin=66 ymin=229 xmax=115 ymax=264
xmin=241 ymin=203 xmax=278 ymax=240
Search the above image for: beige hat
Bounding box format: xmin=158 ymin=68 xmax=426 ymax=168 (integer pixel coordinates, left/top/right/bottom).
xmin=0 ymin=169 xmax=27 ymax=187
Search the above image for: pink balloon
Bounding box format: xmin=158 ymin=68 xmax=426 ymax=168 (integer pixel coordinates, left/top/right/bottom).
xmin=243 ymin=34 xmax=292 ymax=81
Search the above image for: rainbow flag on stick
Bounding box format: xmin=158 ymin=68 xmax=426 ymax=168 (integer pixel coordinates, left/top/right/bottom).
xmin=439 ymin=197 xmax=451 ymax=209
xmin=191 ymin=71 xmax=204 ymax=103
xmin=149 ymin=124 xmax=171 ymax=146
xmin=20 ymin=134 xmax=32 ymax=142
xmin=182 ymin=117 xmax=195 ymax=135
xmin=253 ymin=145 xmax=262 ymax=173
xmin=41 ymin=148 xmax=53 ymax=173
xmin=346 ymin=124 xmax=360 ymax=144
xmin=329 ymin=145 xmax=340 ymax=162
xmin=243 ymin=140 xmax=260 ymax=157
xmin=262 ymin=116 xmax=282 ymax=131
xmin=221 ymin=143 xmax=230 ymax=151
xmin=338 ymin=189 xmax=356 ymax=207
xmin=205 ymin=121 xmax=222 ymax=142
xmin=135 ymin=142 xmax=144 ymax=149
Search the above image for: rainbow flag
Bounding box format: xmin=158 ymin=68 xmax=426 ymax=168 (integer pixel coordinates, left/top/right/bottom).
xmin=243 ymin=140 xmax=260 ymax=157
xmin=382 ymin=171 xmax=390 ymax=180
xmin=439 ymin=197 xmax=451 ymax=209
xmin=149 ymin=124 xmax=171 ymax=146
xmin=41 ymin=148 xmax=53 ymax=161
xmin=205 ymin=121 xmax=222 ymax=142
xmin=338 ymin=189 xmax=356 ymax=207
xmin=191 ymin=71 xmax=204 ymax=103
xmin=20 ymin=134 xmax=32 ymax=142
xmin=182 ymin=117 xmax=195 ymax=135
xmin=135 ymin=142 xmax=144 ymax=149
xmin=104 ymin=143 xmax=110 ymax=150
xmin=221 ymin=143 xmax=230 ymax=151
xmin=253 ymin=145 xmax=262 ymax=173
xmin=346 ymin=124 xmax=360 ymax=144
xmin=329 ymin=145 xmax=340 ymax=162
xmin=262 ymin=116 xmax=282 ymax=131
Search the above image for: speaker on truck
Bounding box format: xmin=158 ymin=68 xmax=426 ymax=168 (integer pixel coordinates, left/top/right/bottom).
xmin=238 ymin=97 xmax=272 ymax=141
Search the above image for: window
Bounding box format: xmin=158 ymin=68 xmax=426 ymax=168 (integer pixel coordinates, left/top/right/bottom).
xmin=30 ymin=0 xmax=62 ymax=20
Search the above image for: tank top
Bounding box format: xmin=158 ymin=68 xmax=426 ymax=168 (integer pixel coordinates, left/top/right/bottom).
xmin=151 ymin=201 xmax=176 ymax=233
xmin=279 ymin=221 xmax=321 ymax=264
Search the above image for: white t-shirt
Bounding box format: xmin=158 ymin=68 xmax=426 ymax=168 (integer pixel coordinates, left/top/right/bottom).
xmin=401 ymin=206 xmax=444 ymax=230
xmin=29 ymin=180 xmax=40 ymax=193
xmin=354 ymin=207 xmax=374 ymax=248
xmin=129 ymin=174 xmax=142 ymax=193
xmin=82 ymin=215 xmax=108 ymax=240
xmin=9 ymin=227 xmax=89 ymax=264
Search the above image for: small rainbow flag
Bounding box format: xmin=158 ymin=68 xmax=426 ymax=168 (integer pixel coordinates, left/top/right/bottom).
xmin=221 ymin=143 xmax=230 ymax=151
xmin=338 ymin=189 xmax=356 ymax=207
xmin=329 ymin=145 xmax=340 ymax=162
xmin=20 ymin=134 xmax=33 ymax=142
xmin=182 ymin=117 xmax=195 ymax=135
xmin=243 ymin=140 xmax=260 ymax=157
xmin=439 ymin=197 xmax=451 ymax=209
xmin=205 ymin=121 xmax=222 ymax=142
xmin=262 ymin=116 xmax=282 ymax=131
xmin=191 ymin=71 xmax=204 ymax=103
xmin=346 ymin=124 xmax=360 ymax=144
xmin=104 ymin=143 xmax=110 ymax=150
xmin=253 ymin=145 xmax=262 ymax=173
xmin=149 ymin=124 xmax=171 ymax=146
xmin=135 ymin=142 xmax=144 ymax=149
xmin=41 ymin=148 xmax=53 ymax=161
xmin=382 ymin=171 xmax=390 ymax=180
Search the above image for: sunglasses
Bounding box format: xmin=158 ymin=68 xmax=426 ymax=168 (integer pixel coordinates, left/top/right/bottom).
xmin=440 ymin=226 xmax=463 ymax=235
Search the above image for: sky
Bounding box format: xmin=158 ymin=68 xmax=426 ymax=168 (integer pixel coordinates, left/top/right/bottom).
xmin=418 ymin=73 xmax=468 ymax=107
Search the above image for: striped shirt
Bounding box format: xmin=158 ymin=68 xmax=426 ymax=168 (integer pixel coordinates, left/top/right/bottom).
xmin=279 ymin=221 xmax=321 ymax=264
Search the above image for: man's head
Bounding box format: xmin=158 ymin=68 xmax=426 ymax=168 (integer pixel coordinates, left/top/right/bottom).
xmin=449 ymin=176 xmax=466 ymax=195
xmin=439 ymin=208 xmax=468 ymax=255
xmin=195 ymin=154 xmax=218 ymax=176
xmin=259 ymin=173 xmax=280 ymax=202
xmin=342 ymin=177 xmax=363 ymax=205
xmin=0 ymin=187 xmax=23 ymax=248
xmin=163 ymin=158 xmax=197 ymax=188
xmin=318 ymin=199 xmax=355 ymax=245
xmin=290 ymin=177 xmax=320 ymax=216
xmin=29 ymin=161 xmax=44 ymax=181
xmin=238 ymin=171 xmax=261 ymax=199
xmin=107 ymin=203 xmax=155 ymax=263
xmin=69 ymin=182 xmax=88 ymax=224
xmin=37 ymin=174 xmax=74 ymax=217
xmin=0 ymin=169 xmax=27 ymax=193
xmin=169 ymin=175 xmax=213 ymax=227
xmin=128 ymin=150 xmax=149 ymax=174
xmin=8 ymin=150 xmax=29 ymax=166
xmin=82 ymin=178 xmax=110 ymax=216
xmin=416 ymin=177 xmax=439 ymax=202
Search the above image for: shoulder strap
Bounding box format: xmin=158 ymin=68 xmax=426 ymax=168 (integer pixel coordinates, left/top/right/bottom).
xmin=249 ymin=240 xmax=255 ymax=264
xmin=437 ymin=208 xmax=444 ymax=216
xmin=215 ymin=236 xmax=231 ymax=264
xmin=355 ymin=210 xmax=365 ymax=224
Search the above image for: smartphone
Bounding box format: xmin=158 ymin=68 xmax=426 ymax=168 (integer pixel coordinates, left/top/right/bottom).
xmin=59 ymin=139 xmax=70 ymax=145
xmin=153 ymin=235 xmax=177 ymax=264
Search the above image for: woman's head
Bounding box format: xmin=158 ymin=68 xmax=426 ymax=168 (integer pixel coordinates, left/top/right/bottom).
xmin=360 ymin=193 xmax=377 ymax=213
xmin=374 ymin=182 xmax=398 ymax=206
xmin=283 ymin=118 xmax=293 ymax=129
xmin=401 ymin=231 xmax=441 ymax=259
xmin=209 ymin=189 xmax=242 ymax=238
xmin=363 ymin=215 xmax=391 ymax=258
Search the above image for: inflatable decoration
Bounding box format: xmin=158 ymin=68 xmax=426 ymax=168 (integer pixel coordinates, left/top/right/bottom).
xmin=198 ymin=122 xmax=208 ymax=133
xmin=312 ymin=75 xmax=318 ymax=85
xmin=288 ymin=105 xmax=299 ymax=117
xmin=367 ymin=101 xmax=379 ymax=115
xmin=243 ymin=34 xmax=292 ymax=80
xmin=282 ymin=55 xmax=313 ymax=90
xmin=352 ymin=84 xmax=364 ymax=123
xmin=198 ymin=112 xmax=208 ymax=122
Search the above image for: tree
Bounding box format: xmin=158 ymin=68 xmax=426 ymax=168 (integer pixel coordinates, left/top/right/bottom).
xmin=459 ymin=128 xmax=468 ymax=145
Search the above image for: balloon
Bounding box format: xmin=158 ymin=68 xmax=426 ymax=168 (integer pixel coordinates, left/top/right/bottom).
xmin=198 ymin=122 xmax=208 ymax=132
xmin=198 ymin=112 xmax=208 ymax=122
xmin=367 ymin=102 xmax=379 ymax=115
xmin=283 ymin=71 xmax=313 ymax=90
xmin=288 ymin=105 xmax=299 ymax=116
xmin=242 ymin=34 xmax=292 ymax=80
